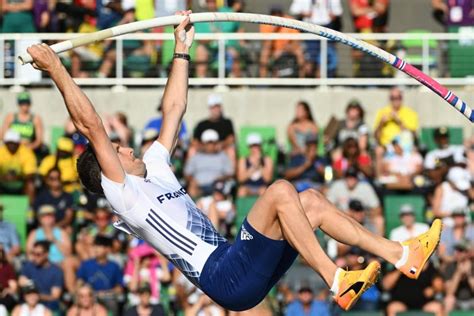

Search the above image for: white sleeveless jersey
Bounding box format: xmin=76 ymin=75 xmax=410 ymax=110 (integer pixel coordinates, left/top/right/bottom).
xmin=101 ymin=141 xmax=226 ymax=286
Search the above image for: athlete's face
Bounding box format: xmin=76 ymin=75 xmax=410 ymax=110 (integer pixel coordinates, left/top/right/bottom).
xmin=113 ymin=143 xmax=146 ymax=177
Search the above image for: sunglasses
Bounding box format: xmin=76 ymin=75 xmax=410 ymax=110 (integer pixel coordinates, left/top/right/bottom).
xmin=30 ymin=251 xmax=46 ymax=257
xmin=390 ymin=96 xmax=402 ymax=100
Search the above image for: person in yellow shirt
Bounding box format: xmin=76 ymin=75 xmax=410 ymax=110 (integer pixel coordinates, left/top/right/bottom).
xmin=39 ymin=137 xmax=80 ymax=193
xmin=0 ymin=129 xmax=37 ymax=202
xmin=374 ymin=87 xmax=419 ymax=146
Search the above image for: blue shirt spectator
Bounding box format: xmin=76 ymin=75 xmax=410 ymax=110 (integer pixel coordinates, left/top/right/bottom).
xmin=144 ymin=116 xmax=188 ymax=142
xmin=77 ymin=258 xmax=122 ymax=291
xmin=0 ymin=205 xmax=20 ymax=260
xmin=285 ymin=287 xmax=330 ymax=316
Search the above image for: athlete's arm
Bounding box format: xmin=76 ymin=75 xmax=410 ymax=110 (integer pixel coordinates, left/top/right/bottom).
xmin=26 ymin=44 xmax=125 ymax=183
xmin=158 ymin=11 xmax=194 ymax=153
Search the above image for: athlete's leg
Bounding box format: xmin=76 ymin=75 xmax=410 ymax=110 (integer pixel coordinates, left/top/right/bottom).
xmin=246 ymin=180 xmax=338 ymax=286
xmin=298 ymin=189 xmax=403 ymax=264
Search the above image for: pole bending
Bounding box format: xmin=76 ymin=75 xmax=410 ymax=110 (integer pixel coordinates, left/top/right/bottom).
xmin=25 ymin=11 xmax=443 ymax=312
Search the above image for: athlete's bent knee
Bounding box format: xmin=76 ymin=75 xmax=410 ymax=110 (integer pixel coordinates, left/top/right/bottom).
xmin=299 ymin=188 xmax=325 ymax=210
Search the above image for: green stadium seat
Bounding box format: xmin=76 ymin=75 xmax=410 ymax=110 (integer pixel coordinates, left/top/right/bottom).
xmin=401 ymin=29 xmax=438 ymax=68
xmin=235 ymin=196 xmax=258 ymax=229
xmin=396 ymin=312 xmax=434 ymax=316
xmin=50 ymin=126 xmax=65 ymax=153
xmin=161 ymin=26 xmax=196 ymax=70
xmin=448 ymin=26 xmax=474 ymax=77
xmin=0 ymin=195 xmax=29 ymax=250
xmin=420 ymin=127 xmax=464 ymax=151
xmin=450 ymin=311 xmax=474 ymax=316
xmin=238 ymin=126 xmax=278 ymax=162
xmin=384 ymin=195 xmax=425 ymax=237
xmin=341 ymin=312 xmax=384 ymax=316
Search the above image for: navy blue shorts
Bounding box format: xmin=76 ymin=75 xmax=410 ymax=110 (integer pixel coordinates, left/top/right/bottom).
xmin=200 ymin=218 xmax=298 ymax=311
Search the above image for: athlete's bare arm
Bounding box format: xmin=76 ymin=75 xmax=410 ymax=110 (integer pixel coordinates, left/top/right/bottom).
xmin=27 ymin=44 xmax=125 ymax=184
xmin=158 ymin=11 xmax=194 ymax=153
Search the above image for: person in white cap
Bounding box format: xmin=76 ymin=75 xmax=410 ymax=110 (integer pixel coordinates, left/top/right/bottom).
xmin=26 ymin=11 xmax=443 ymax=312
xmin=432 ymin=166 xmax=471 ymax=227
xmin=237 ymin=133 xmax=274 ymax=197
xmin=0 ymin=129 xmax=37 ymax=202
xmin=191 ymin=94 xmax=235 ymax=164
xmin=389 ymin=204 xmax=429 ymax=243
xmin=184 ymin=129 xmax=234 ymax=198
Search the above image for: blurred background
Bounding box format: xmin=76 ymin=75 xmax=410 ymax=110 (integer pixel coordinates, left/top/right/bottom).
xmin=0 ymin=0 xmax=473 ymax=315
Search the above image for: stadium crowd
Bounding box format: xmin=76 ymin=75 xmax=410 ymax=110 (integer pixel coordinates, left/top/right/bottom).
xmin=0 ymin=87 xmax=473 ymax=316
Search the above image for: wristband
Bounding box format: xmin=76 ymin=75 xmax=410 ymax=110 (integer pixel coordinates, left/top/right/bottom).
xmin=173 ymin=53 xmax=190 ymax=61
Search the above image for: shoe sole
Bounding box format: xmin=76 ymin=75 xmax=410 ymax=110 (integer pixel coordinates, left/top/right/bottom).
xmin=412 ymin=219 xmax=443 ymax=279
xmin=344 ymin=261 xmax=381 ymax=310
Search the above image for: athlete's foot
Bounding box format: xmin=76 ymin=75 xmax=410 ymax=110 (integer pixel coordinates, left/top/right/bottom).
xmin=332 ymin=261 xmax=381 ymax=311
xmin=396 ymin=219 xmax=443 ymax=279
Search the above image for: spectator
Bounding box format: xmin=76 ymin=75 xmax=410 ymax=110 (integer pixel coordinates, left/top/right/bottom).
xmin=104 ymin=112 xmax=134 ymax=148
xmin=0 ymin=305 xmax=6 ymax=316
xmin=194 ymin=0 xmax=244 ymax=78
xmin=0 ymin=204 xmax=21 ymax=263
xmin=259 ymin=5 xmax=305 ymax=78
xmin=19 ymin=241 xmax=63 ymax=313
xmin=1 ymin=0 xmax=35 ymax=32
xmin=374 ymin=87 xmax=418 ymax=147
xmin=34 ymin=168 xmax=74 ymax=231
xmin=237 ymin=133 xmax=273 ymax=197
xmin=123 ymin=284 xmax=166 ymax=316
xmin=443 ymin=240 xmax=474 ymax=313
xmin=326 ymin=167 xmax=384 ymax=235
xmin=424 ymin=127 xmax=466 ymax=184
xmin=389 ymin=204 xmax=429 ymax=242
xmin=76 ymin=236 xmax=123 ymax=315
xmin=12 ymin=283 xmax=52 ymax=316
xmin=290 ymin=0 xmax=343 ymax=78
xmin=154 ymin=0 xmax=190 ymax=17
xmin=66 ymin=284 xmax=108 ymax=316
xmin=64 ymin=118 xmax=88 ymax=156
xmin=0 ymin=129 xmax=37 ymax=202
xmin=332 ymin=100 xmax=369 ymax=153
xmin=438 ymin=208 xmax=474 ymax=264
xmin=287 ymin=101 xmax=319 ymax=156
xmin=140 ymin=128 xmax=160 ymax=157
xmin=185 ymin=129 xmax=234 ymax=198
xmin=123 ymin=243 xmax=171 ymax=306
xmin=1 ymin=92 xmax=44 ymax=155
xmin=432 ymin=167 xmax=471 ymax=227
xmin=191 ymin=94 xmax=235 ymax=162
xmin=382 ymin=262 xmax=444 ymax=316
xmin=39 ymin=137 xmax=81 ymax=193
xmin=26 ymin=205 xmax=72 ymax=265
xmin=350 ymin=0 xmax=390 ymax=33
xmin=284 ymin=135 xmax=327 ymax=192
xmin=33 ymin=0 xmax=58 ymax=32
xmin=432 ymin=0 xmax=474 ymax=27
xmin=0 ymin=243 xmax=17 ymax=311
xmin=285 ymin=287 xmax=330 ymax=316
xmin=332 ymin=137 xmax=373 ymax=179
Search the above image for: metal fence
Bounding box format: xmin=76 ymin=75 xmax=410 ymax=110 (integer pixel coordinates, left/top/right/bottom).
xmin=2 ymin=31 xmax=474 ymax=87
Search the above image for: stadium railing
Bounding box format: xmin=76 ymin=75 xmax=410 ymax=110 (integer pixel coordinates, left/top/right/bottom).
xmin=1 ymin=31 xmax=474 ymax=87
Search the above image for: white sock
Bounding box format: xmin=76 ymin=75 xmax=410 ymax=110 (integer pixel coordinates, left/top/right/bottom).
xmin=330 ymin=268 xmax=344 ymax=295
xmin=395 ymin=244 xmax=410 ymax=269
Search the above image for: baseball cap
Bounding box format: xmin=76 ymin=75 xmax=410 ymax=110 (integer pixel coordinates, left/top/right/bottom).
xmin=57 ymin=137 xmax=74 ymax=153
xmin=94 ymin=235 xmax=112 ymax=247
xmin=345 ymin=166 xmax=359 ymax=178
xmin=17 ymin=91 xmax=31 ymax=104
xmin=454 ymin=240 xmax=469 ymax=252
xmin=3 ymin=129 xmax=21 ymax=143
xmin=434 ymin=126 xmax=449 ymax=138
xmin=246 ymin=133 xmax=262 ymax=146
xmin=348 ymin=199 xmax=364 ymax=212
xmin=212 ymin=180 xmax=228 ymax=195
xmin=201 ymin=129 xmax=219 ymax=143
xmin=38 ymin=204 xmax=56 ymax=216
xmin=298 ymin=286 xmax=313 ymax=294
xmin=142 ymin=128 xmax=159 ymax=143
xmin=399 ymin=204 xmax=414 ymax=216
xmin=207 ymin=94 xmax=223 ymax=107
xmin=447 ymin=167 xmax=471 ymax=191
xmin=451 ymin=207 xmax=467 ymax=216
xmin=21 ymin=282 xmax=39 ymax=295
xmin=137 ymin=283 xmax=152 ymax=294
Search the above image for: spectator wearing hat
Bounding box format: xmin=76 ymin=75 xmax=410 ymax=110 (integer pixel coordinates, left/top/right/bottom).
xmin=26 ymin=204 xmax=72 ymax=265
xmin=439 ymin=207 xmax=474 ymax=264
xmin=1 ymin=91 xmax=44 ymax=153
xmin=326 ymin=167 xmax=384 ymax=235
xmin=191 ymin=94 xmax=236 ymax=162
xmin=76 ymin=236 xmax=123 ymax=315
xmin=140 ymin=128 xmax=160 ymax=157
xmin=0 ymin=204 xmax=21 ymax=263
xmin=11 ymin=283 xmax=52 ymax=316
xmin=0 ymin=129 xmax=37 ymax=202
xmin=0 ymin=243 xmax=17 ymax=311
xmin=33 ymin=168 xmax=74 ymax=231
xmin=287 ymin=101 xmax=319 ymax=156
xmin=424 ymin=126 xmax=466 ymax=184
xmin=185 ymin=129 xmax=234 ymax=198
xmin=285 ymin=286 xmax=330 ymax=316
xmin=432 ymin=166 xmax=471 ymax=227
xmin=237 ymin=133 xmax=274 ymax=197
xmin=19 ymin=241 xmax=64 ymax=313
xmin=389 ymin=204 xmax=429 ymax=242
xmin=284 ymin=134 xmax=328 ymax=192
xmin=66 ymin=284 xmax=107 ymax=316
xmin=39 ymin=137 xmax=80 ymax=193
xmin=124 ymin=283 xmax=166 ymax=316
xmin=443 ymin=240 xmax=474 ymax=313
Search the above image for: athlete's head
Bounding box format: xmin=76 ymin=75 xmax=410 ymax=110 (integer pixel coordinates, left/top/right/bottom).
xmin=77 ymin=143 xmax=146 ymax=195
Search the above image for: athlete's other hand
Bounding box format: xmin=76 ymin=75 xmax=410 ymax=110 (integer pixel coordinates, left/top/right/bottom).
xmin=27 ymin=43 xmax=62 ymax=73
xmin=174 ymin=10 xmax=194 ymax=54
